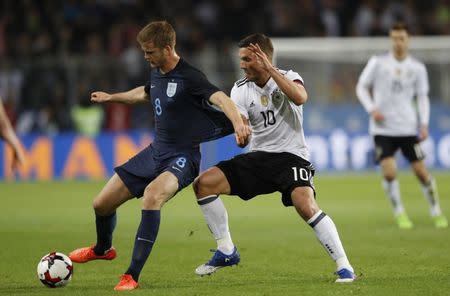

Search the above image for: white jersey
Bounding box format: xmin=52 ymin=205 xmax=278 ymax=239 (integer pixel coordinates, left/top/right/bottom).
xmin=231 ymin=69 xmax=309 ymax=160
xmin=356 ymin=52 xmax=430 ymax=136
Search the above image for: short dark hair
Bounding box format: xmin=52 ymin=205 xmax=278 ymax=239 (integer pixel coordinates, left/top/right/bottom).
xmin=137 ymin=20 xmax=176 ymax=48
xmin=391 ymin=22 xmax=409 ymax=33
xmin=238 ymin=34 xmax=274 ymax=59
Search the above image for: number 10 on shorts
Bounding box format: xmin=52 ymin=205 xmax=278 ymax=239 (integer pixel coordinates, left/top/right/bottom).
xmin=292 ymin=167 xmax=311 ymax=181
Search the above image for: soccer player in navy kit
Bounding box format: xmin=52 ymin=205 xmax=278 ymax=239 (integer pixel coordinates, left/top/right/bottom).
xmin=69 ymin=21 xmax=251 ymax=290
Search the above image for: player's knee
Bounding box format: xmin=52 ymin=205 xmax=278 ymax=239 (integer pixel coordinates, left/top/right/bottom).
xmin=92 ymin=198 xmax=110 ymax=216
xmin=384 ymin=174 xmax=396 ymax=182
xmin=142 ymin=187 xmax=166 ymax=209
xmin=193 ymin=173 xmax=216 ymax=198
xmin=291 ymin=187 xmax=319 ymax=221
xmin=192 ymin=177 xmax=201 ymax=198
xmin=382 ymin=168 xmax=396 ymax=181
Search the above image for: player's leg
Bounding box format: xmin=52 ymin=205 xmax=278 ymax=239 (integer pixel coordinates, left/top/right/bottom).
xmin=194 ymin=166 xmax=235 ymax=254
xmin=115 ymin=171 xmax=179 ymax=290
xmin=69 ymin=173 xmax=134 ymax=263
xmin=380 ymin=157 xmax=403 ymax=215
xmin=193 ymin=166 xmax=240 ymax=275
xmin=375 ymin=136 xmax=412 ymax=228
xmin=401 ymin=137 xmax=447 ymax=228
xmin=410 ymin=160 xmax=448 ymax=228
xmin=117 ymin=152 xmax=200 ymax=290
xmin=379 ymin=157 xmax=412 ymax=228
xmin=291 ymin=187 xmax=355 ymax=282
xmin=93 ymin=173 xmax=134 ymax=252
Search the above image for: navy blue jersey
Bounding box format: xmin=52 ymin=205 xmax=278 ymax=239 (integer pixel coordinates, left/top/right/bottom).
xmin=144 ymin=58 xmax=234 ymax=151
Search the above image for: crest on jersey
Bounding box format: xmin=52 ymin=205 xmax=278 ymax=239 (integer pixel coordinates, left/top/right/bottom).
xmin=395 ymin=68 xmax=401 ymax=76
xmin=271 ymin=88 xmax=283 ymax=102
xmin=260 ymin=95 xmax=269 ymax=107
xmin=167 ymin=82 xmax=177 ymax=97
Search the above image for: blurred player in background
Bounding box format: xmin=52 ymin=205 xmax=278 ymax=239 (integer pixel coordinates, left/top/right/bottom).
xmin=68 ymin=20 xmax=250 ymax=290
xmin=0 ymin=98 xmax=25 ymax=171
xmin=193 ymin=34 xmax=356 ymax=282
xmin=356 ymin=22 xmax=448 ymax=229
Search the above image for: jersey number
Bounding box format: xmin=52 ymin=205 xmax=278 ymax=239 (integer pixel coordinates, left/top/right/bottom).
xmin=171 ymin=157 xmax=187 ymax=172
xmin=260 ymin=110 xmax=276 ymax=128
xmin=292 ymin=167 xmax=310 ymax=181
xmin=176 ymin=157 xmax=186 ymax=168
xmin=155 ymin=98 xmax=162 ymax=115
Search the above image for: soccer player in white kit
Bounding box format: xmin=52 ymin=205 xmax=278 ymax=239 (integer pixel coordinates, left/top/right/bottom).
xmin=193 ymin=34 xmax=355 ymax=282
xmin=356 ymin=22 xmax=448 ymax=229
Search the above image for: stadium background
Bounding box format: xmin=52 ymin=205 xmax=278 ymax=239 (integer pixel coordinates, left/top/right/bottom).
xmin=1 ymin=2 xmax=450 ymax=296
xmin=0 ymin=0 xmax=449 ymax=179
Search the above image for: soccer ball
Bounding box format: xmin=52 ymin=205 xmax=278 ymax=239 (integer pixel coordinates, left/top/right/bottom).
xmin=37 ymin=252 xmax=73 ymax=288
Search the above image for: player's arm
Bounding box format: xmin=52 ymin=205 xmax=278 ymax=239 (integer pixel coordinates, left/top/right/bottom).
xmin=209 ymin=91 xmax=251 ymax=147
xmin=269 ymin=69 xmax=307 ymax=105
xmin=417 ymin=95 xmax=430 ymax=141
xmin=0 ymin=100 xmax=25 ymax=170
xmin=91 ymin=86 xmax=149 ymax=104
xmin=356 ymin=56 xmax=384 ymax=122
xmin=417 ymin=64 xmax=430 ymax=141
xmin=248 ymin=43 xmax=307 ymax=105
xmin=238 ymin=115 xmax=250 ymax=148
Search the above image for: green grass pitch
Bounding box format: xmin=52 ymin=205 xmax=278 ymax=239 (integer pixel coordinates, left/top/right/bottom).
xmin=0 ymin=172 xmax=449 ymax=296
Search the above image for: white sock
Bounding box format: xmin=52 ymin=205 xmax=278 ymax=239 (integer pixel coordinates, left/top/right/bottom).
xmin=421 ymin=176 xmax=442 ymax=217
xmin=382 ymin=179 xmax=405 ymax=215
xmin=308 ymin=211 xmax=353 ymax=272
xmin=198 ymin=195 xmax=234 ymax=255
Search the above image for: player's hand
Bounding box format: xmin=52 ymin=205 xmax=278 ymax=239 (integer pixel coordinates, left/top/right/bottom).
xmin=248 ymin=43 xmax=272 ymax=72
xmin=10 ymin=144 xmax=25 ymax=172
xmin=370 ymin=110 xmax=384 ymax=123
xmin=234 ymin=122 xmax=252 ymax=148
xmin=419 ymin=125 xmax=429 ymax=141
xmin=91 ymin=91 xmax=112 ymax=103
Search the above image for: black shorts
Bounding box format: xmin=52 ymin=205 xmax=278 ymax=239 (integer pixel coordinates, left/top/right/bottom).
xmin=374 ymin=135 xmax=425 ymax=163
xmin=216 ymin=151 xmax=315 ymax=207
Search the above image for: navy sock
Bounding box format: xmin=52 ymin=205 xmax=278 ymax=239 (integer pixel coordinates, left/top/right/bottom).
xmin=93 ymin=212 xmax=117 ymax=255
xmin=125 ymin=210 xmax=160 ymax=282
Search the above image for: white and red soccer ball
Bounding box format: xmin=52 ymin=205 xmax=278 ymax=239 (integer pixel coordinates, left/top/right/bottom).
xmin=37 ymin=252 xmax=73 ymax=288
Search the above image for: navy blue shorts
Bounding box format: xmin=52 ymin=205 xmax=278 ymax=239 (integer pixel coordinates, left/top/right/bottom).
xmin=114 ymin=145 xmax=200 ymax=198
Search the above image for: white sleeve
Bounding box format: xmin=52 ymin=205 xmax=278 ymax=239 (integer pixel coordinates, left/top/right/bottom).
xmin=416 ymin=64 xmax=430 ymax=126
xmin=230 ymin=85 xmax=249 ymax=119
xmin=285 ymin=70 xmax=304 ymax=84
xmin=356 ymin=56 xmax=378 ymax=113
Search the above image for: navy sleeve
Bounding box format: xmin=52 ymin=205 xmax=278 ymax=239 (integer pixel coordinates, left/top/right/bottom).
xmin=186 ymin=68 xmax=220 ymax=102
xmin=144 ymin=70 xmax=152 ymax=94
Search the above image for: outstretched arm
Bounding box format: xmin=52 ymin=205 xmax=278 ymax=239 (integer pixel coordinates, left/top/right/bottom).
xmin=0 ymin=100 xmax=25 ymax=171
xmin=91 ymin=86 xmax=149 ymax=104
xmin=209 ymin=91 xmax=251 ymax=147
xmin=248 ymin=43 xmax=307 ymax=105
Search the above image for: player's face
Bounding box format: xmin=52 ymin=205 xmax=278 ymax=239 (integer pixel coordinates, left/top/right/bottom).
xmin=141 ymin=41 xmax=167 ymax=68
xmin=239 ymin=47 xmax=264 ymax=81
xmin=390 ymin=29 xmax=409 ymax=56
